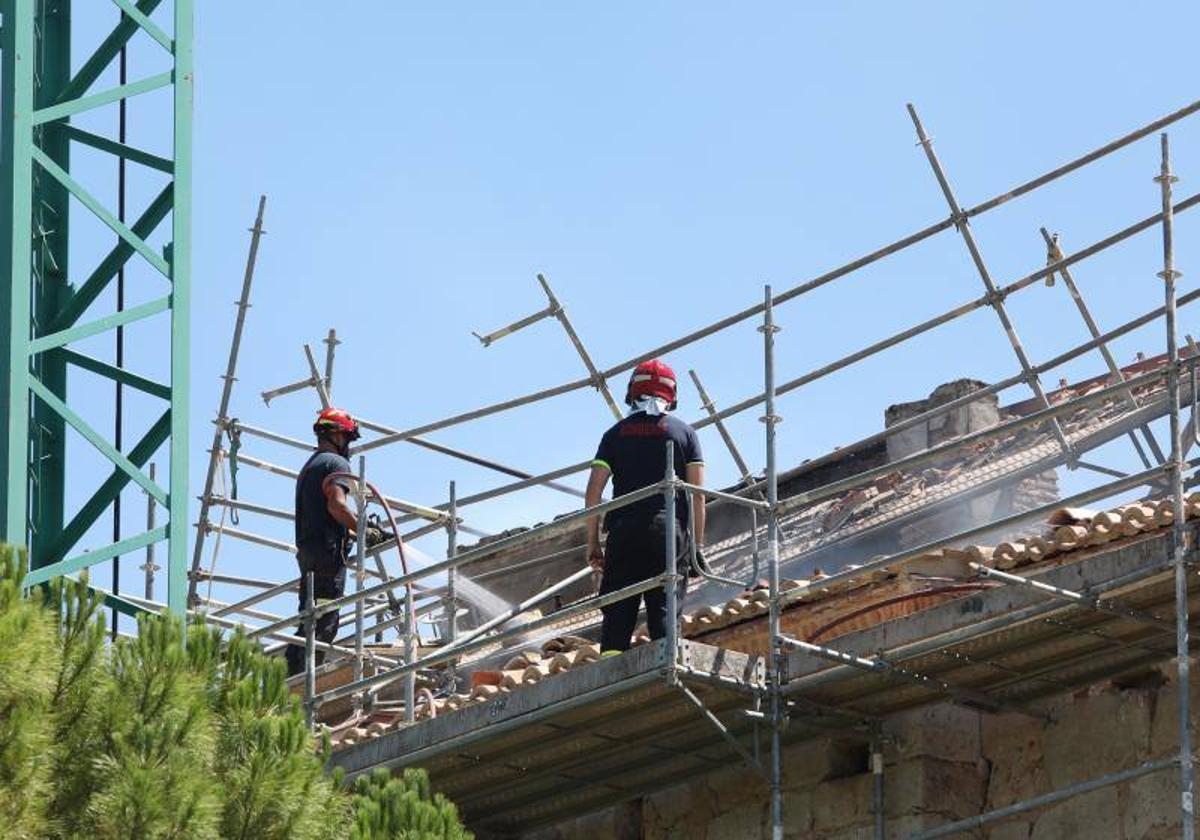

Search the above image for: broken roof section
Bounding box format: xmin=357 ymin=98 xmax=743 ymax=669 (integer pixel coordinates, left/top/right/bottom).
xmin=459 ymin=349 xmax=1188 ymax=638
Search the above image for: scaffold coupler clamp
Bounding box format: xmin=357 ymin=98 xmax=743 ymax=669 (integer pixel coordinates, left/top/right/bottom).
xmin=985 ymin=286 xmax=1009 ymax=307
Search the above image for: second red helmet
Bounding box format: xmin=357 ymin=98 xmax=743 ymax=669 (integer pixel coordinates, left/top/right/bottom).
xmin=625 ymin=359 xmax=678 ymax=410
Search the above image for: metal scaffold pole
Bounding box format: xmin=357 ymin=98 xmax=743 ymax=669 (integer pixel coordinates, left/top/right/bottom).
xmin=907 ymin=103 xmax=1073 ymax=462
xmin=663 ymin=441 xmax=679 ymax=686
xmin=446 ymin=480 xmax=458 ymax=647
xmin=1157 ymin=132 xmax=1195 ymax=838
xmin=1040 ymin=226 xmax=1168 ymax=468
xmin=353 ymin=456 xmax=367 ymax=714
xmin=304 ymin=571 xmax=317 ymax=728
xmin=189 ymin=195 xmax=267 ymax=605
xmin=761 ymin=285 xmax=784 ymax=840
xmin=689 ymin=368 xmax=757 ymax=490
xmin=871 ymin=722 xmax=886 ymax=840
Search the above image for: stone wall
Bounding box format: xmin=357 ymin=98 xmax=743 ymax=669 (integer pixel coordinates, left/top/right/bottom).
xmin=514 ymin=666 xmax=1198 ymax=839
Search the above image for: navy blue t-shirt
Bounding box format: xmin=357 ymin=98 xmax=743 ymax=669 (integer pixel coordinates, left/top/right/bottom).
xmin=593 ymin=412 xmax=703 ymax=530
xmin=294 ymin=449 xmax=352 ymax=575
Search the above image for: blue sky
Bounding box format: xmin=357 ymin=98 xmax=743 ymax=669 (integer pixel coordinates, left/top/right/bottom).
xmin=50 ymin=3 xmax=1200 ymax=626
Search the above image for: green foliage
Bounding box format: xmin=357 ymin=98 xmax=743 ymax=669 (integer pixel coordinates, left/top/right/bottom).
xmin=0 ymin=547 xmax=468 ymax=840
xmin=350 ymin=768 xmax=472 ymax=840
xmin=0 ymin=545 xmax=57 ymax=840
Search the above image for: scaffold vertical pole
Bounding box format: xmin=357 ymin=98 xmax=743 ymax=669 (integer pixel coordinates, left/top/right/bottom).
xmin=871 ymin=721 xmax=886 ymax=839
xmin=189 ymin=195 xmax=267 ymax=605
xmin=1158 ymin=131 xmax=1195 ymax=838
xmin=761 ymin=285 xmax=784 ymax=840
xmin=446 ymin=480 xmax=458 ymax=646
xmin=353 ymin=456 xmax=367 ymax=714
xmin=663 ymin=441 xmax=679 ymax=686
xmin=323 ymin=328 xmax=340 ymax=396
xmin=304 ymin=571 xmax=316 ymax=728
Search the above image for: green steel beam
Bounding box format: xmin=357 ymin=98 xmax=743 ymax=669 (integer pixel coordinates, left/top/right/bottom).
xmin=2 ymin=0 xmax=193 ymax=616
xmin=95 ymin=587 xmax=156 ymax=618
xmin=28 ymin=0 xmax=72 ymax=572
xmin=57 ymin=0 xmax=165 ymax=102
xmin=28 ymin=378 xmax=168 ymax=505
xmin=40 ymin=410 xmax=171 ymax=569
xmin=108 ymin=0 xmax=173 ymax=52
xmin=57 ymin=124 xmax=174 ymax=174
xmin=31 ymin=145 xmax=171 ymax=277
xmin=33 ymin=71 xmax=172 ymax=127
xmin=23 ymin=526 xmax=167 ymax=588
xmin=55 ymin=349 xmax=171 ymax=400
xmin=49 ymin=184 xmax=173 ymax=332
xmin=30 ymin=296 xmax=171 ymax=355
xmin=169 ymin=0 xmax=194 ymax=616
xmin=0 ymin=0 xmax=35 ymax=545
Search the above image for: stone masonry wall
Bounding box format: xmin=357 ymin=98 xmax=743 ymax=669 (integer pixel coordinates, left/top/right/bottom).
xmin=516 ymin=666 xmax=1198 ymax=840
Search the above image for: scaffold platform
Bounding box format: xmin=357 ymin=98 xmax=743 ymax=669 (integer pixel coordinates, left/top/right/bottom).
xmin=332 ymin=640 xmax=767 ymax=834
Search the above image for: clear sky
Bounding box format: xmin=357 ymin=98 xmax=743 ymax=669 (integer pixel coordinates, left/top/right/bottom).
xmin=51 ymin=3 xmax=1200 ymax=627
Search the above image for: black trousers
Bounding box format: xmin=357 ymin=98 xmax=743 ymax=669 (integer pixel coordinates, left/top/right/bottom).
xmin=599 ymin=513 xmax=689 ymax=652
xmin=285 ymin=564 xmax=346 ymax=677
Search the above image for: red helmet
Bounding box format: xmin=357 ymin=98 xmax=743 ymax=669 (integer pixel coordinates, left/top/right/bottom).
xmin=626 ymin=359 xmax=677 ymax=410
xmin=314 ymin=407 xmax=361 ymax=441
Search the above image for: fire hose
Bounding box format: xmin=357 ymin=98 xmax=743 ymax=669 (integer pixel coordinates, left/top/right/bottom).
xmin=322 ymin=472 xmax=421 ymax=614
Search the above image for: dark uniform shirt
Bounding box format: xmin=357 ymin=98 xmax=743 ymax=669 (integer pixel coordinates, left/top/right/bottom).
xmin=294 ymin=449 xmax=352 ymax=577
xmin=593 ymin=412 xmax=703 ymax=531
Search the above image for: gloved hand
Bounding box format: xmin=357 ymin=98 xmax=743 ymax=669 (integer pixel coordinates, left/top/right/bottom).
xmin=365 ymin=525 xmax=389 ymax=548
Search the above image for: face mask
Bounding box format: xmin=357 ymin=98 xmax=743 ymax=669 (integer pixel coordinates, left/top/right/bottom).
xmin=628 ymin=396 xmax=670 ymax=417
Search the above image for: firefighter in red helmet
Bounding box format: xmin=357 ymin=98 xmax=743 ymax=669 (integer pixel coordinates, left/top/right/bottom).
xmin=584 ymin=360 xmax=706 ymax=654
xmin=286 ymin=407 xmax=362 ymax=676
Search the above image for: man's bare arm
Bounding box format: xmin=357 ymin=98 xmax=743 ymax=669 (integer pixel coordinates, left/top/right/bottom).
xmin=584 ymin=466 xmax=610 ymax=569
xmin=325 ymin=481 xmax=359 ymax=533
xmin=686 ymin=462 xmax=706 ymax=546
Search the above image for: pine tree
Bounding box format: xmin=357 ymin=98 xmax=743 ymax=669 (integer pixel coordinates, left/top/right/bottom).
xmin=0 ymin=546 xmax=57 ymax=840
xmin=204 ymin=627 xmax=347 ymax=840
xmin=349 ymin=768 xmax=473 ymax=840
xmin=0 ymin=547 xmax=470 ymax=840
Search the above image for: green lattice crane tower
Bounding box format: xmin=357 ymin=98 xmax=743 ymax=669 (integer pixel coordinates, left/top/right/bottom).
xmin=0 ymin=1 xmax=192 ymax=615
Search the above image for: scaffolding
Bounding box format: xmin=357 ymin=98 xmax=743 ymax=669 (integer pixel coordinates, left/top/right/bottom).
xmin=133 ymin=99 xmax=1200 ymax=837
